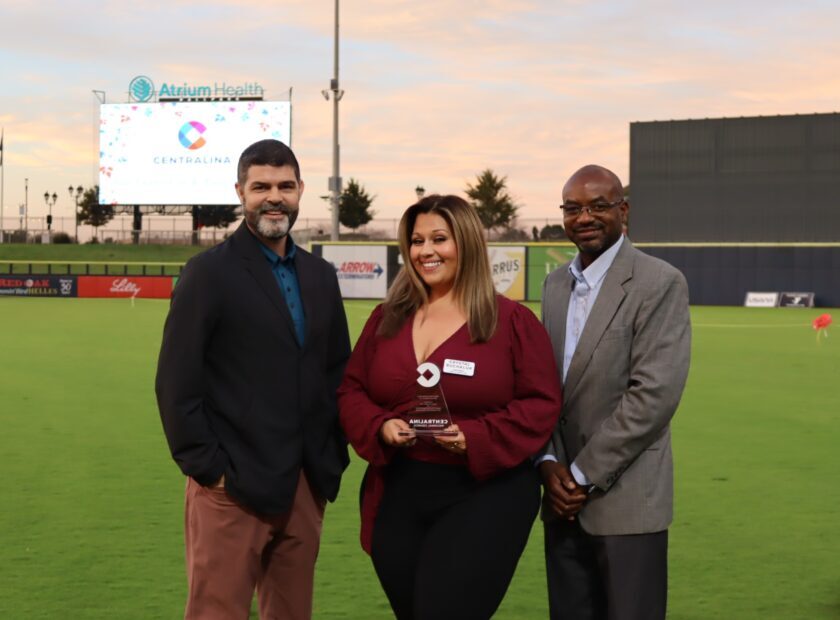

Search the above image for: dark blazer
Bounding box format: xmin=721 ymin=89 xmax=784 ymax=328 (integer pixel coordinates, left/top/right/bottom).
xmin=541 ymin=240 xmax=691 ymax=535
xmin=155 ymin=221 xmax=351 ymax=515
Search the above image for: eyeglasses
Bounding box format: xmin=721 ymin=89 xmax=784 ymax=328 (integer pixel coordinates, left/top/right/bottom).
xmin=560 ymin=199 xmax=624 ymax=218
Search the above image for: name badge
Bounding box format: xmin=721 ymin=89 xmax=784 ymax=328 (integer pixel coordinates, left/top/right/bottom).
xmin=443 ymin=358 xmax=475 ymax=377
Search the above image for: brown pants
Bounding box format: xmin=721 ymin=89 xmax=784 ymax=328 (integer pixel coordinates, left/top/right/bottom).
xmin=183 ymin=471 xmax=326 ymax=620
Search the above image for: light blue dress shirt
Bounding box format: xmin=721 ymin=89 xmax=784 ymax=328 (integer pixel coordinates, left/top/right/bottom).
xmin=563 ymin=235 xmax=625 ymax=381
xmin=542 ymin=235 xmax=625 ymax=487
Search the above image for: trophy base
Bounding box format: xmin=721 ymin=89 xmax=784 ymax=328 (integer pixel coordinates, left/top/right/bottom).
xmin=398 ymin=430 xmax=459 ymax=437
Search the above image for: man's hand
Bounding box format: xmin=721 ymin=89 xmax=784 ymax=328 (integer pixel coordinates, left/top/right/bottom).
xmin=540 ymin=461 xmax=587 ymax=520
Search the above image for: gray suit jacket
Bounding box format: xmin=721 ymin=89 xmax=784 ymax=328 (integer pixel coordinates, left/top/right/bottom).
xmin=541 ymin=240 xmax=691 ymax=536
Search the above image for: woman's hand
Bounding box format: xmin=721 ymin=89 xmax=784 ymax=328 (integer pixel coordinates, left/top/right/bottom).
xmin=434 ymin=424 xmax=466 ymax=455
xmin=379 ymin=418 xmax=417 ymax=447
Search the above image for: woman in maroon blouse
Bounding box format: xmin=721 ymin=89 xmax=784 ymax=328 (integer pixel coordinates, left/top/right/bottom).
xmin=338 ymin=194 xmax=562 ymax=619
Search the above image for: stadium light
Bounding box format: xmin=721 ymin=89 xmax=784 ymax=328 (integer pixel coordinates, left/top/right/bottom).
xmin=69 ymin=185 xmax=83 ymax=243
xmin=324 ymin=0 xmax=344 ymax=241
xmin=43 ymin=191 xmax=57 ymax=233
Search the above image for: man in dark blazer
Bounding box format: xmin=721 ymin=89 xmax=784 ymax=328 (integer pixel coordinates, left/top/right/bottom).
xmin=539 ymin=165 xmax=691 ymax=620
xmin=155 ymin=139 xmax=350 ymax=620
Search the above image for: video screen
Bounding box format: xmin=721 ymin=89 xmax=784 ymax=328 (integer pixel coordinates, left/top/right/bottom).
xmin=99 ymin=101 xmax=291 ymax=205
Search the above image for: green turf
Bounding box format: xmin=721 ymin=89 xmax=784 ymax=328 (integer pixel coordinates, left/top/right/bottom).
xmin=0 ymin=299 xmax=837 ymax=618
xmin=0 ymin=243 xmax=204 ymax=276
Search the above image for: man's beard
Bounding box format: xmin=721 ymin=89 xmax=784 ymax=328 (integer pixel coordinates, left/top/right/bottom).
xmin=247 ymin=204 xmax=299 ymax=240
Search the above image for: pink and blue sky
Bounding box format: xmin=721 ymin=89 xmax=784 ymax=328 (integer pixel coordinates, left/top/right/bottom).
xmin=2 ymin=0 xmax=840 ymax=221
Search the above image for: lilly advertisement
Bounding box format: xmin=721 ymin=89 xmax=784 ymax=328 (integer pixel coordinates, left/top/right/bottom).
xmin=99 ymin=101 xmax=291 ymax=206
xmin=76 ymin=276 xmax=174 ymax=299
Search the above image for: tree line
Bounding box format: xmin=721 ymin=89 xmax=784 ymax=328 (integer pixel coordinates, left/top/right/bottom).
xmin=72 ymin=170 xmax=567 ymax=241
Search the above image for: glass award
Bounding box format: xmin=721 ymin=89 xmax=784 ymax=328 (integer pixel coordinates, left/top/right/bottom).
xmin=399 ymin=362 xmax=458 ymax=436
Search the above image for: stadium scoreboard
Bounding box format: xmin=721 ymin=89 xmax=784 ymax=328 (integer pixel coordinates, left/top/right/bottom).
xmin=98 ymin=101 xmax=291 ymax=206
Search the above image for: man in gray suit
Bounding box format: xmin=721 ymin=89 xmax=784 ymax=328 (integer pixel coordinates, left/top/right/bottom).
xmin=539 ymin=164 xmax=691 ymax=620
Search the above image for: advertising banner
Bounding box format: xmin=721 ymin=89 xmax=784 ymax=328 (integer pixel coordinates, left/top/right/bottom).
xmin=526 ymin=245 xmax=577 ymax=300
xmin=0 ymin=276 xmax=77 ymax=297
xmin=744 ymin=292 xmax=779 ymax=307
xmin=99 ymin=101 xmax=291 ymax=206
xmin=488 ymin=246 xmax=526 ymax=301
xmin=77 ymin=276 xmax=174 ymax=299
xmin=778 ymin=292 xmax=815 ymax=308
xmin=321 ymin=246 xmax=389 ymax=299
xmin=314 ymin=242 xmax=576 ymax=302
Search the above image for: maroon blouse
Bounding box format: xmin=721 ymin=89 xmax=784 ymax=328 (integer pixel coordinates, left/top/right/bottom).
xmin=338 ymin=295 xmax=563 ymax=553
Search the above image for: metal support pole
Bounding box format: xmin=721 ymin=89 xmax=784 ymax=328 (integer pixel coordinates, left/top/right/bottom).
xmin=70 ymin=185 xmax=83 ymax=243
xmin=323 ymin=0 xmax=345 ymax=241
xmin=44 ymin=191 xmax=57 ymax=240
xmin=24 ymin=177 xmax=28 ymax=241
xmin=0 ymin=129 xmax=4 ymax=244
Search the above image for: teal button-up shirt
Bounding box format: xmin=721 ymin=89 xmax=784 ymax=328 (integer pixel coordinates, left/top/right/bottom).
xmin=258 ymin=236 xmax=306 ymax=346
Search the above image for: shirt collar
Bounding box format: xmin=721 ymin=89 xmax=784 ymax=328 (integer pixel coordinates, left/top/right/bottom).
xmin=569 ymin=234 xmax=624 ymax=288
xmin=257 ymin=234 xmax=297 ymax=266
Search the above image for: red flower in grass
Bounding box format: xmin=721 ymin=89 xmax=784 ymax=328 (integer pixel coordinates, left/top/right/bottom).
xmin=813 ymin=314 xmax=832 ymax=330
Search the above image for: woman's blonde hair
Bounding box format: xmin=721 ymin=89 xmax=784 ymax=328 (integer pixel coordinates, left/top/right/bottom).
xmin=378 ymin=194 xmax=497 ymax=342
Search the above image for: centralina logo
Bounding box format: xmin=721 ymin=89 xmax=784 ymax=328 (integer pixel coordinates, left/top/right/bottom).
xmin=59 ymin=279 xmax=73 ymax=296
xmin=179 ymin=121 xmax=208 ymax=150
xmin=129 ymin=76 xmax=155 ymax=103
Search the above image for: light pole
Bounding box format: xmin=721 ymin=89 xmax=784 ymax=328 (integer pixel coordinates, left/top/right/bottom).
xmin=24 ymin=177 xmax=28 ymax=239
xmin=69 ymin=185 xmax=83 ymax=243
xmin=322 ymin=0 xmax=344 ymax=241
xmin=44 ymin=191 xmax=57 ymax=235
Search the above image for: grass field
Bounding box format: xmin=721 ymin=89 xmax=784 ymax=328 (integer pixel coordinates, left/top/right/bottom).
xmin=0 ymin=243 xmax=203 ymax=277
xmin=1 ymin=298 xmax=838 ymax=619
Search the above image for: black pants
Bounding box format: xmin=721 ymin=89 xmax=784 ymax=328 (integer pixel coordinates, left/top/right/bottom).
xmin=371 ymin=458 xmax=540 ymax=620
xmin=544 ymin=519 xmax=668 ymax=620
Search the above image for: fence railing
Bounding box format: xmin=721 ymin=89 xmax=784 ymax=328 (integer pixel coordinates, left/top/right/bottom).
xmin=0 ymin=214 xmax=564 ymax=245
xmin=0 ymin=260 xmax=185 ymax=276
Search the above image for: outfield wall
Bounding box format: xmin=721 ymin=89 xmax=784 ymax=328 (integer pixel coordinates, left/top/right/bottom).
xmin=642 ymin=245 xmax=840 ymax=307
xmin=0 ymin=275 xmax=174 ymax=298
xmin=313 ymin=242 xmax=840 ymax=307
xmin=5 ymin=243 xmax=838 ymax=306
xmin=310 ymin=242 xmax=567 ymax=302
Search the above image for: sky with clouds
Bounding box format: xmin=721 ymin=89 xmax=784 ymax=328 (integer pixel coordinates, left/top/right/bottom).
xmin=2 ymin=0 xmax=840 ymax=223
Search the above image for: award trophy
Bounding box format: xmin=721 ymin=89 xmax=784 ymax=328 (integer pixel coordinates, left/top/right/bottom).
xmin=399 ymin=362 xmax=458 ymax=436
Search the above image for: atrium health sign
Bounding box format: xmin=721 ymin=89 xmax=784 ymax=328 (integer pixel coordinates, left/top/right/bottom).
xmin=322 ymin=246 xmax=388 ymax=299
